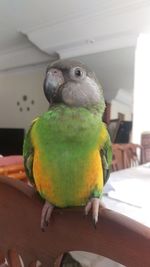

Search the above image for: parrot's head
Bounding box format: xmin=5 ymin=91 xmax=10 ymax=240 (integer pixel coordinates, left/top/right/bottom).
xmin=43 ymin=59 xmax=105 ymax=111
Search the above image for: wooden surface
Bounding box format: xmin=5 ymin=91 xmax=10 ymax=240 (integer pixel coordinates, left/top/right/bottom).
xmin=0 ymin=176 xmax=150 ymax=266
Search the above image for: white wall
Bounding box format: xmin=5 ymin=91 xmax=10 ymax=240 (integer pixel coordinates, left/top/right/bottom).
xmin=111 ymin=99 xmax=132 ymax=121
xmin=133 ymin=34 xmax=150 ymax=144
xmin=0 ymin=60 xmax=133 ymax=132
xmin=0 ymin=65 xmax=49 ymax=130
xmin=74 ymin=47 xmax=135 ymax=102
xmin=110 ymin=88 xmax=133 ymax=121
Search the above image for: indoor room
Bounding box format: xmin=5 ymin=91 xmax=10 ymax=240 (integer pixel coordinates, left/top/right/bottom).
xmin=0 ymin=1 xmax=150 ymax=267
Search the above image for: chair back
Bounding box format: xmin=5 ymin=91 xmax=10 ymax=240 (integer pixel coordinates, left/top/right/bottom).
xmin=112 ymin=144 xmax=124 ymax=171
xmin=122 ymin=143 xmax=144 ymax=168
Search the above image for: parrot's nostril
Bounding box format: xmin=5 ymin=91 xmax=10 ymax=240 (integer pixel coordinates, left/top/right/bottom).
xmin=48 ymin=69 xmax=59 ymax=75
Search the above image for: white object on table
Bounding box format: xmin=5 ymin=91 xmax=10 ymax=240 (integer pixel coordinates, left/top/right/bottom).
xmin=72 ymin=164 xmax=150 ymax=267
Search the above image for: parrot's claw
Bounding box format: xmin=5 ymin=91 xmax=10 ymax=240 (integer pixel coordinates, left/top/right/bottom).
xmin=85 ymin=198 xmax=105 ymax=226
xmin=41 ymin=201 xmax=54 ymax=231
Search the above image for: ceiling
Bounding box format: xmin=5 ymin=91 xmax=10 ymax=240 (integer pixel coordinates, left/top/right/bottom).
xmin=0 ymin=0 xmax=150 ymax=68
xmin=75 ymin=46 xmax=135 ymax=100
xmin=0 ymin=0 xmax=150 ymax=99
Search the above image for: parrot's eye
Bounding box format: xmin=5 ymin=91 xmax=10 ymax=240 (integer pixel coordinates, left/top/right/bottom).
xmin=75 ymin=68 xmax=82 ymax=77
xmin=70 ymin=67 xmax=86 ymax=80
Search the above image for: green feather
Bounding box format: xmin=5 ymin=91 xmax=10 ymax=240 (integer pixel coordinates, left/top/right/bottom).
xmin=23 ymin=119 xmax=38 ymax=185
xmin=23 ymin=104 xmax=112 ymax=206
xmin=100 ymin=129 xmax=112 ymax=184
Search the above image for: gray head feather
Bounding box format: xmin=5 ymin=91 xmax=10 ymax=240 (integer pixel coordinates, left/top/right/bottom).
xmin=43 ymin=59 xmax=105 ymax=112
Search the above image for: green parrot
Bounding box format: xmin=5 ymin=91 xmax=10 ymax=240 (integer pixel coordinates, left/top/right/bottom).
xmin=23 ymin=59 xmax=112 ymax=230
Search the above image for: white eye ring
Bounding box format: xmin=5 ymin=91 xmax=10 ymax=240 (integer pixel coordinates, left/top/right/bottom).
xmin=70 ymin=67 xmax=86 ymax=80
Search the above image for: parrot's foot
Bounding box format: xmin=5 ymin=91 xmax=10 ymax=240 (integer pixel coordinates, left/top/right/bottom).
xmin=85 ymin=198 xmax=105 ymax=226
xmin=41 ymin=201 xmax=54 ymax=231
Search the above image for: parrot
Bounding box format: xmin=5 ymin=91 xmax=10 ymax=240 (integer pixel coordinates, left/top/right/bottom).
xmin=23 ymin=59 xmax=112 ymax=230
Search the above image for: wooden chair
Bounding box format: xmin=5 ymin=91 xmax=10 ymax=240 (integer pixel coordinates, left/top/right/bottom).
xmin=122 ymin=143 xmax=144 ymax=169
xmin=111 ymin=144 xmax=124 ymax=171
xmin=0 ymin=176 xmax=150 ymax=267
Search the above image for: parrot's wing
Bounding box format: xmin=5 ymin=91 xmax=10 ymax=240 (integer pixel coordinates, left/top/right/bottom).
xmin=100 ymin=123 xmax=112 ymax=185
xmin=23 ymin=118 xmax=38 ymax=185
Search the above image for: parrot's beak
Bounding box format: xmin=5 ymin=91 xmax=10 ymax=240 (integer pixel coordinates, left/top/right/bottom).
xmin=43 ymin=68 xmax=64 ymax=104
